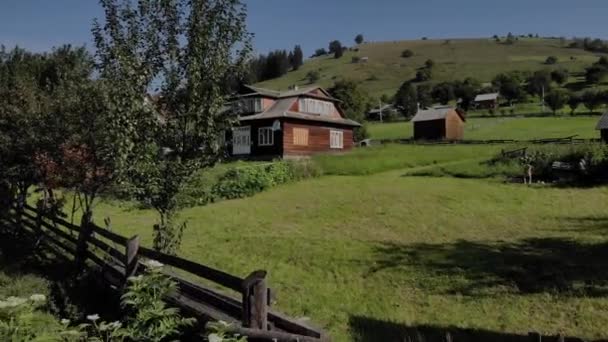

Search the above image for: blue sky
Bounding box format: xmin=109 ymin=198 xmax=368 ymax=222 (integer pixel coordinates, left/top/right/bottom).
xmin=0 ymin=0 xmax=607 ymax=56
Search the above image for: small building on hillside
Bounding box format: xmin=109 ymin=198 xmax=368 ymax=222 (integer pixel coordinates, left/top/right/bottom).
xmin=595 ymin=111 xmax=608 ymax=142
xmin=366 ymin=104 xmax=394 ymax=121
xmin=473 ymin=93 xmax=500 ymax=109
xmin=411 ymin=106 xmax=466 ymax=140
xmin=228 ymin=85 xmax=361 ymax=159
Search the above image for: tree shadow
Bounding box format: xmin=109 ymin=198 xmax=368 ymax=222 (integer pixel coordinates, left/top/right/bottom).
xmin=369 ymin=237 xmax=608 ymax=297
xmin=348 ymin=316 xmax=607 ymax=342
xmin=554 ymin=216 xmax=608 ymax=234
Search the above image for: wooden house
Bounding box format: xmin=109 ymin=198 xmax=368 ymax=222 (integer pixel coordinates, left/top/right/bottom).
xmin=229 ymin=85 xmax=360 ymax=159
xmin=411 ymin=106 xmax=465 ymax=140
xmin=473 ymin=93 xmax=500 ymax=109
xmin=596 ymin=111 xmax=608 ymax=142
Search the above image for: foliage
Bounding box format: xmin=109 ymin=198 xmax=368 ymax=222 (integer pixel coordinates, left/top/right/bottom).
xmin=306 ymin=70 xmax=321 ymax=84
xmin=452 ymin=78 xmax=480 ymax=110
xmin=212 ymin=162 xmax=296 ymax=199
xmin=329 ymin=79 xmax=370 ymax=140
xmin=311 ymin=48 xmax=327 ymax=58
xmin=585 ymin=64 xmax=608 ymax=84
xmin=567 ymin=93 xmax=581 ymax=115
xmin=545 ymin=56 xmax=558 ymax=65
xmin=550 ymin=69 xmax=569 ymax=85
xmin=526 ymin=69 xmax=552 ymax=96
xmin=401 ymin=49 xmax=413 ymax=58
xmin=119 ymin=267 xmax=195 ymax=342
xmin=582 ymin=90 xmax=601 ymax=113
xmin=93 ymin=0 xmax=252 ymax=254
xmin=355 ymin=34 xmax=364 ymax=45
xmin=431 ymin=82 xmax=455 ymax=105
xmin=206 ymin=321 xmax=247 ymax=342
xmin=291 ymin=45 xmax=304 ymax=71
xmin=394 ymin=81 xmax=418 ymax=116
xmin=424 ymin=59 xmax=435 ymax=68
xmin=329 ymin=40 xmax=343 ymax=59
xmin=415 ymin=68 xmax=432 ymax=82
xmin=544 ymin=89 xmax=569 ymax=114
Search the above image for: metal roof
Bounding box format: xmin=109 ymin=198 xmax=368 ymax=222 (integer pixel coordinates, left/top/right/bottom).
xmin=240 ymin=85 xmax=339 ymax=101
xmin=411 ymin=106 xmax=453 ymax=123
xmin=474 ymin=93 xmax=500 ymax=102
xmin=596 ymin=111 xmax=608 ymax=130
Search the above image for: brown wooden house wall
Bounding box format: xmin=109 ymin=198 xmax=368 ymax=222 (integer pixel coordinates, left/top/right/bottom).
xmin=283 ymin=120 xmax=354 ymax=156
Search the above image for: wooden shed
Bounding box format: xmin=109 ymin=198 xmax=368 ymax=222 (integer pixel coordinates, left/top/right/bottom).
xmin=411 ymin=106 xmax=466 ymax=140
xmin=596 ymin=111 xmax=608 ymax=142
xmin=473 ymin=93 xmax=499 ymax=109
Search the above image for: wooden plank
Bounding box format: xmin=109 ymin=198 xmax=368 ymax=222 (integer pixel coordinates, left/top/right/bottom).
xmin=87 ymin=235 xmax=127 ymax=263
xmin=125 ymin=236 xmax=140 ymax=282
xmin=138 ymin=246 xmax=244 ymax=292
xmin=39 ymin=220 xmax=78 ymax=245
xmin=221 ymin=325 xmax=324 ymax=342
xmin=89 ymin=224 xmax=128 ymax=245
xmin=267 ymin=310 xmax=324 ymax=339
xmin=242 ymin=270 xmax=268 ymax=330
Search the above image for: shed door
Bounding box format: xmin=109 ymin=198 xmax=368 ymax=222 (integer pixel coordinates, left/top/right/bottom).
xmin=232 ymin=126 xmax=251 ymax=155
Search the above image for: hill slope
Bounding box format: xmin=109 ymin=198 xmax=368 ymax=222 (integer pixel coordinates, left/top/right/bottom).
xmin=256 ymin=38 xmax=604 ymax=98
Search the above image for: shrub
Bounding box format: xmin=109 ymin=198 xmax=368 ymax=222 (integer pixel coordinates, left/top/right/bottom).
xmin=401 ymin=49 xmax=414 ymax=58
xmin=415 ymin=68 xmax=432 ymax=82
xmin=306 ymin=70 xmax=320 ymax=84
xmin=212 ymin=162 xmax=295 ymax=200
xmin=351 ymin=56 xmax=361 ymax=63
xmin=545 ymin=56 xmax=558 ymax=65
xmin=425 ymin=59 xmax=435 ymax=68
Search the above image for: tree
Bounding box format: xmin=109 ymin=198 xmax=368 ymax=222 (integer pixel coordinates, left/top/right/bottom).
xmin=312 ymin=48 xmax=327 ymax=58
xmin=415 ymin=68 xmax=432 ymax=82
xmin=328 ymin=80 xmax=370 ymax=141
xmin=306 ymin=70 xmax=320 ymax=84
xmin=545 ymin=56 xmax=558 ymax=65
xmin=425 ymin=59 xmax=435 ymax=68
xmin=401 ymin=49 xmax=414 ymax=58
xmin=355 ymin=34 xmax=364 ymax=45
xmin=585 ymin=65 xmax=608 ymax=84
xmin=493 ymin=73 xmax=523 ymax=106
xmin=582 ymin=90 xmax=601 ymax=113
xmin=292 ymin=45 xmax=304 ymax=70
xmin=431 ymin=82 xmax=455 ymax=105
xmin=567 ymin=93 xmax=580 ymax=115
xmin=93 ymin=0 xmax=252 ymax=254
xmin=544 ymin=90 xmax=569 ymax=115
xmin=394 ymin=81 xmax=418 ymax=117
xmin=550 ymin=69 xmax=569 ymax=85
xmin=453 ymin=78 xmax=480 ymax=110
xmin=598 ymin=56 xmax=608 ymax=66
xmin=505 ymin=32 xmax=516 ymax=45
xmin=416 ymin=84 xmax=433 ymax=108
xmin=329 ymin=40 xmax=343 ymax=58
xmin=526 ymin=70 xmax=552 ymax=96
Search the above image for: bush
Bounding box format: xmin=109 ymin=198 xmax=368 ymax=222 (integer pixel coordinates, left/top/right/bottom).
xmin=415 ymin=68 xmax=432 ymax=82
xmin=545 ymin=56 xmax=558 ymax=65
xmin=213 ymin=162 xmax=296 ymax=200
xmin=401 ymin=49 xmax=414 ymax=58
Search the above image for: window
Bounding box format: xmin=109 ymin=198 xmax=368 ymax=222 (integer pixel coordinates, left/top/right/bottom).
xmin=298 ymin=98 xmax=333 ymax=116
xmin=293 ymin=128 xmax=309 ymax=146
xmin=258 ymin=127 xmax=274 ymax=146
xmin=330 ymin=130 xmax=343 ymax=149
xmin=241 ymin=98 xmax=262 ymax=113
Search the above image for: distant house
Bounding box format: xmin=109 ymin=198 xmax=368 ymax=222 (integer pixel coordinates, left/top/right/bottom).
xmin=366 ymin=104 xmax=394 ymax=121
xmin=411 ymin=106 xmax=466 ymax=140
xmin=228 ymin=85 xmax=361 ymax=159
xmin=473 ymin=93 xmax=500 ymax=109
xmin=595 ymin=111 xmax=608 ymax=143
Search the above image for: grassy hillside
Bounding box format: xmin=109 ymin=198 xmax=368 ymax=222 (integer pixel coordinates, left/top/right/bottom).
xmin=256 ymin=38 xmax=604 ymax=98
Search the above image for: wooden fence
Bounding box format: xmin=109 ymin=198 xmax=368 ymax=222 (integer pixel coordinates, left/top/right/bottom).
xmin=2 ymin=203 xmax=326 ymax=342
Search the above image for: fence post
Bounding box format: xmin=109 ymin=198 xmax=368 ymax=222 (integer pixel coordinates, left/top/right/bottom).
xmin=242 ymin=270 xmax=268 ymax=330
xmin=75 ymin=210 xmax=93 ymax=271
xmin=124 ymin=235 xmax=140 ymax=284
xmin=528 ymin=332 xmax=542 ymax=342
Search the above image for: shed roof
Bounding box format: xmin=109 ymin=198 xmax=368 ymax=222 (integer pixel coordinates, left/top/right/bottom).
xmin=474 ymin=93 xmax=500 ymax=102
xmin=411 ymin=106 xmax=462 ymax=123
xmin=596 ymin=111 xmax=608 ymax=130
xmin=368 ymin=104 xmax=393 ymax=115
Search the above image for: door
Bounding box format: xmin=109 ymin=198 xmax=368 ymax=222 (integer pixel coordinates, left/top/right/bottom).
xmin=232 ymin=126 xmax=251 ymax=155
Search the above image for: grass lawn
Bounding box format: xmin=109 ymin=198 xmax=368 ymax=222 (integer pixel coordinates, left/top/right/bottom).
xmin=367 ymin=116 xmax=600 ymax=141
xmin=87 ymin=153 xmax=608 ymax=341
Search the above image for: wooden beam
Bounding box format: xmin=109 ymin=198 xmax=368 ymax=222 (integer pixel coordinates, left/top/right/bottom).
xmin=242 ymin=270 xmax=268 ymax=330
xmin=124 ymin=235 xmax=140 ymax=283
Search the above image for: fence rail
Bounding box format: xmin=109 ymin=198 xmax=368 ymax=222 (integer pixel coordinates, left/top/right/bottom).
xmin=4 ymin=204 xmax=325 ymax=342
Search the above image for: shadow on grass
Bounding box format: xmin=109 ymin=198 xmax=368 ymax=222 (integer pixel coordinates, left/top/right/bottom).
xmin=556 ymin=216 xmax=608 ymax=234
xmin=348 ymin=316 xmax=608 ymax=342
xmin=0 ymin=217 xmax=122 ymax=320
xmin=369 ymin=237 xmax=608 ymax=297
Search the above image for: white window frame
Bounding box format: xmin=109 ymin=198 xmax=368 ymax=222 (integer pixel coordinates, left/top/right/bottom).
xmin=299 ymin=98 xmax=333 ymax=116
xmin=258 ymin=127 xmax=274 ymax=146
xmin=330 ymin=130 xmax=344 ymax=149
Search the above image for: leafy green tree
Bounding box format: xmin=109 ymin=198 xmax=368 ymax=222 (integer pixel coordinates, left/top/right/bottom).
xmin=493 ymin=73 xmax=524 ymax=106
xmin=567 ymin=93 xmax=580 ymax=115
xmin=355 ymin=34 xmax=364 ymax=45
xmin=526 ymin=70 xmax=552 ymax=96
xmin=312 ymin=48 xmax=327 ymax=57
xmin=550 ymin=69 xmax=569 ymax=85
xmin=431 ymin=82 xmax=455 ymax=105
xmin=415 ymin=68 xmax=432 ymax=82
xmin=306 ymin=70 xmax=320 ymax=84
xmin=416 ymin=83 xmax=433 ymax=108
xmin=585 ymin=65 xmax=608 ymax=84
xmin=544 ymin=89 xmax=569 ymax=115
xmin=453 ymin=78 xmax=480 ymax=110
xmin=329 ymin=80 xmax=370 ymax=140
xmin=292 ymin=45 xmax=304 ymax=70
xmin=329 ymin=40 xmax=343 ymax=58
xmin=425 ymin=59 xmax=435 ymax=68
xmin=394 ymin=81 xmax=418 ymax=117
xmin=505 ymin=32 xmax=516 ymax=45
xmin=582 ymin=90 xmax=601 ymax=113
xmin=93 ymin=0 xmax=251 ymax=254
